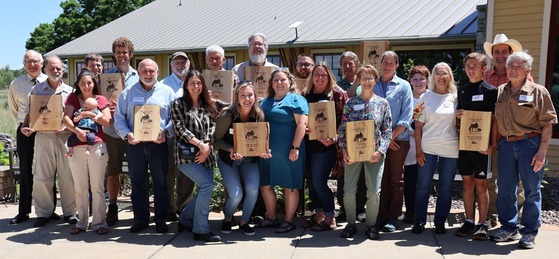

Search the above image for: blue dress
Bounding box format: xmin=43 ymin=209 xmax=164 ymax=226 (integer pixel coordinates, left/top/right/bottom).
xmin=259 ymin=93 xmax=309 ymax=189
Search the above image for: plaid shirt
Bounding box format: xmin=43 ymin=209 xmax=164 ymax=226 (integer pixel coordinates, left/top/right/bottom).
xmin=171 ymin=97 xmax=216 ymax=169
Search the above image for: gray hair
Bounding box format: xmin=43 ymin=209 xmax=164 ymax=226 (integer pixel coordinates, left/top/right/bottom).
xmin=206 ymin=45 xmax=225 ymax=57
xmin=43 ymin=54 xmax=62 ymax=68
xmin=506 ymin=51 xmax=533 ymax=70
xmin=248 ymin=33 xmax=268 ymax=49
xmin=381 ymin=51 xmax=400 ymax=65
xmin=23 ymin=50 xmax=43 ymax=63
xmin=339 ymin=51 xmax=360 ymax=67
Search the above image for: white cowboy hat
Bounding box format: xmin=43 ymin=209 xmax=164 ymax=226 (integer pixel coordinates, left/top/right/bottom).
xmin=483 ymin=34 xmax=523 ymax=59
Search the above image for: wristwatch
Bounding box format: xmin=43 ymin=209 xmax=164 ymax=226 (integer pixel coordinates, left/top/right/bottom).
xmin=291 ymin=146 xmax=299 ymax=150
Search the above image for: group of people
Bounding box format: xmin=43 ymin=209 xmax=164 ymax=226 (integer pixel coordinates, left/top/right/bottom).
xmin=7 ymin=33 xmax=556 ymax=249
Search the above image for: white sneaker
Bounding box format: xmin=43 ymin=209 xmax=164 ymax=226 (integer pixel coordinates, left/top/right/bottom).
xmin=518 ymin=234 xmax=536 ymax=249
xmin=490 ymin=229 xmax=521 ymax=242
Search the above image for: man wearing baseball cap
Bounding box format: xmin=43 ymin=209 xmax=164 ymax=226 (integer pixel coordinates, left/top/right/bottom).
xmin=161 ymin=51 xmax=192 ymax=222
xmin=483 ymin=34 xmax=531 ymax=228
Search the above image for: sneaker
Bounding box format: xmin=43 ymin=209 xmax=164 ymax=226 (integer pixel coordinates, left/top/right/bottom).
xmin=472 ymin=223 xmax=489 ymax=241
xmin=518 ymin=234 xmax=536 ymax=249
xmin=382 ymin=218 xmax=398 ymax=232
xmin=357 ymin=212 xmax=366 ymax=223
xmin=490 ymin=229 xmax=521 ymax=242
xmin=411 ymin=223 xmax=425 ymax=234
xmin=239 ymin=223 xmax=256 ymax=236
xmin=455 ymin=221 xmax=475 ymax=237
xmin=341 ymin=224 xmax=357 ymax=238
xmin=221 ymin=220 xmax=232 ymax=234
xmin=435 ymin=224 xmax=446 ymax=235
xmin=366 ymin=226 xmax=380 ymax=240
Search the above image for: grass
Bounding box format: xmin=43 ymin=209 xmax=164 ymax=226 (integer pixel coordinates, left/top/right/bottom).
xmin=0 ymin=89 xmax=16 ymax=137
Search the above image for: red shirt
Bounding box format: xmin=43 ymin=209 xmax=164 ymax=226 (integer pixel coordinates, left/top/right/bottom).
xmin=65 ymin=94 xmax=110 ymax=145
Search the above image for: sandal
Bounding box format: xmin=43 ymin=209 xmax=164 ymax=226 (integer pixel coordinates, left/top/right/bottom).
xmin=255 ymin=217 xmax=280 ymax=228
xmin=70 ymin=227 xmax=85 ymax=235
xmin=275 ymin=220 xmax=296 ymax=233
xmin=96 ymin=227 xmax=108 ymax=235
xmin=301 ymin=217 xmax=319 ymax=228
xmin=310 ymin=221 xmax=336 ymax=231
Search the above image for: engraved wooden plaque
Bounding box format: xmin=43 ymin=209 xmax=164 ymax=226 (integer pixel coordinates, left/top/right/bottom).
xmin=360 ymin=41 xmax=390 ymax=70
xmin=133 ymin=105 xmax=161 ymax=142
xmin=100 ymin=73 xmax=124 ymax=106
xmin=308 ymin=101 xmax=337 ymax=140
xmin=30 ymin=95 xmax=63 ymax=131
xmin=346 ymin=120 xmax=375 ymax=163
xmin=203 ymin=70 xmax=234 ymax=104
xmin=459 ymin=110 xmax=492 ymax=151
xmin=233 ymin=122 xmax=269 ymax=157
xmin=294 ymin=78 xmax=307 ymax=93
xmin=245 ymin=66 xmax=275 ymax=99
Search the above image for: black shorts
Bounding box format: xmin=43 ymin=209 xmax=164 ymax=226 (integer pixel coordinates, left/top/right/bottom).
xmin=458 ymin=150 xmax=490 ymax=179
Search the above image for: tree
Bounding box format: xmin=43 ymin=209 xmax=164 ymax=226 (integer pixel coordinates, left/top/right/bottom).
xmin=25 ymin=0 xmax=154 ymax=53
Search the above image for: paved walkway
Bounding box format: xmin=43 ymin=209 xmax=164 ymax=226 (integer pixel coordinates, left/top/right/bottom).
xmin=0 ymin=200 xmax=556 ymax=259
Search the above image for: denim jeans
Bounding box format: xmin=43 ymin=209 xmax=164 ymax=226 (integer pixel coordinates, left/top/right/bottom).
xmin=343 ymin=159 xmax=384 ymax=227
xmin=497 ymin=136 xmax=544 ymax=235
xmin=126 ymin=142 xmax=169 ymax=224
xmin=414 ymin=153 xmax=457 ymax=225
xmin=218 ymin=157 xmax=260 ymax=223
xmin=307 ymin=149 xmax=337 ymax=215
xmin=178 ymin=162 xmax=214 ymax=234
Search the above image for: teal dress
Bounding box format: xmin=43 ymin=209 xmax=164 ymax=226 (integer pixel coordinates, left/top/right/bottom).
xmin=259 ymin=93 xmax=309 ymax=189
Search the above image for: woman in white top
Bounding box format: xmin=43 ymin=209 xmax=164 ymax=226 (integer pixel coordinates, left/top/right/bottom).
xmin=411 ymin=62 xmax=458 ymax=235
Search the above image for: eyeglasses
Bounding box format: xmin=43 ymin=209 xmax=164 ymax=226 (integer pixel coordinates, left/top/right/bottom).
xmin=297 ymin=63 xmax=314 ymax=68
xmin=25 ymin=60 xmax=41 ymax=65
xmin=360 ymin=77 xmax=376 ymax=82
xmin=313 ymin=74 xmax=328 ymax=78
xmin=434 ymin=73 xmax=450 ymax=78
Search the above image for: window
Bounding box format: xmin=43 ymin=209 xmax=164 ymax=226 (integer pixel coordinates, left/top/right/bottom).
xmin=224 ymin=55 xmax=235 ymax=70
xmin=314 ymin=53 xmax=342 ymax=81
xmin=396 ymin=49 xmax=470 ymax=85
xmin=267 ymin=55 xmax=281 ymax=67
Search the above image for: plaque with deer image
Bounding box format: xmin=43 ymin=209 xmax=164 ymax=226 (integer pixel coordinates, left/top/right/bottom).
xmin=245 ymin=66 xmax=275 ymax=99
xmin=100 ymin=73 xmax=124 ymax=106
xmin=30 ymin=95 xmax=63 ymax=131
xmin=346 ymin=120 xmax=375 ymax=163
xmin=459 ymin=110 xmax=491 ymax=151
xmin=233 ymin=122 xmax=269 ymax=157
xmin=203 ymin=70 xmax=234 ymax=104
xmin=308 ymin=101 xmax=336 ymax=140
xmin=133 ymin=105 xmax=161 ymax=142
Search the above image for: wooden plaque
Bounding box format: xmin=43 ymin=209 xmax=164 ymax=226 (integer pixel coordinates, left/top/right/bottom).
xmin=459 ymin=110 xmax=492 ymax=151
xmin=245 ymin=66 xmax=275 ymax=99
xmin=203 ymin=70 xmax=234 ymax=104
xmin=346 ymin=120 xmax=375 ymax=163
xmin=360 ymin=41 xmax=390 ymax=70
xmin=133 ymin=105 xmax=161 ymax=142
xmin=233 ymin=122 xmax=269 ymax=157
xmin=308 ymin=101 xmax=337 ymax=140
xmin=29 ymin=95 xmax=63 ymax=131
xmin=100 ymin=73 xmax=124 ymax=105
xmin=294 ymin=78 xmax=307 ymax=93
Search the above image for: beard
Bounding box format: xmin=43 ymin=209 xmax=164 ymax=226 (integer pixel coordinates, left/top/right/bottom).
xmin=249 ymin=51 xmax=267 ymax=64
xmin=49 ymin=74 xmax=62 ymax=82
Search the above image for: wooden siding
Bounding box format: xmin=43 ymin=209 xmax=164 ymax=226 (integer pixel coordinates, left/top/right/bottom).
xmin=547 ymin=139 xmax=559 ymax=176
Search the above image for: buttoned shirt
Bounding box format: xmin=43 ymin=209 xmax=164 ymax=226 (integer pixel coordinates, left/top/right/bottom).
xmin=104 ymin=66 xmax=139 ymax=138
xmin=161 ymin=73 xmax=183 ymax=94
xmin=114 ymin=81 xmax=176 ymax=140
xmin=483 ymin=66 xmax=534 ymax=88
xmin=495 ymin=80 xmax=557 ymax=136
xmin=25 ymin=80 xmax=73 ymax=133
xmin=373 ymin=75 xmax=413 ymax=141
xmin=232 ymin=59 xmax=279 ymax=83
xmin=8 ymin=73 xmax=47 ymax=123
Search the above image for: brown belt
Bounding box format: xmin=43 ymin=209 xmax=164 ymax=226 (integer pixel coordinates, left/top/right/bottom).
xmin=502 ymin=132 xmax=540 ymax=142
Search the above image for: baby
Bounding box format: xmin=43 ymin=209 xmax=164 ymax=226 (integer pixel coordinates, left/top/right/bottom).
xmin=66 ymin=97 xmax=103 ymax=156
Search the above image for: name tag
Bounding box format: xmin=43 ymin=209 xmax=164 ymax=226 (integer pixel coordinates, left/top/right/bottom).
xmin=273 ymin=101 xmax=281 ymax=106
xmin=388 ymin=85 xmax=396 ymax=91
xmin=472 ymin=95 xmax=484 ymax=101
xmin=133 ymin=97 xmax=144 ymax=103
xmin=519 ymin=95 xmax=533 ymax=102
xmin=229 ymin=128 xmax=234 ymax=135
xmin=354 ymin=104 xmax=365 ymax=111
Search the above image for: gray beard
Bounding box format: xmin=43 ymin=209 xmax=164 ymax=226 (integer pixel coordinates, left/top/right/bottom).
xmin=249 ymin=52 xmax=267 ymax=64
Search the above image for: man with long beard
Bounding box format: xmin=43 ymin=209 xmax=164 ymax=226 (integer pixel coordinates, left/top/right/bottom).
xmin=232 ymin=33 xmax=278 ymax=82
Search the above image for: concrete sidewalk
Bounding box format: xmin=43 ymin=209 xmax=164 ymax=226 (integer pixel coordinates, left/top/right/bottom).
xmin=0 ymin=200 xmax=556 ymax=259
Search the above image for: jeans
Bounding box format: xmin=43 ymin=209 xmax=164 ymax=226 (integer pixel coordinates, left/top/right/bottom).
xmin=218 ymin=158 xmax=260 ymax=223
xmin=307 ymin=149 xmax=336 ymax=215
xmin=497 ymin=136 xmax=544 ymax=235
xmin=178 ymin=163 xmax=214 ymax=234
xmin=414 ymin=153 xmax=457 ymax=225
xmin=126 ymin=142 xmax=169 ymax=224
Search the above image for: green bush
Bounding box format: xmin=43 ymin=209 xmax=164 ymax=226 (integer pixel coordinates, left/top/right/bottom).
xmin=0 ymin=143 xmax=9 ymax=166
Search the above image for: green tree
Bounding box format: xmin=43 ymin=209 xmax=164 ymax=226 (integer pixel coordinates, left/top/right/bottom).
xmin=25 ymin=0 xmax=153 ymax=53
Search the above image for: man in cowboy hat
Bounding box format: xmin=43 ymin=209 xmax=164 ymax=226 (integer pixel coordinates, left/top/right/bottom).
xmin=483 ymin=34 xmax=531 ymax=229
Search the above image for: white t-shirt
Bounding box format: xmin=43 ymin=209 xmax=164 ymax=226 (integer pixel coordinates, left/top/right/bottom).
xmin=415 ymin=91 xmax=458 ymax=158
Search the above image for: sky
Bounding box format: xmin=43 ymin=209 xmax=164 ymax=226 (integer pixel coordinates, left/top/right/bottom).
xmin=0 ymin=0 xmax=62 ymax=69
